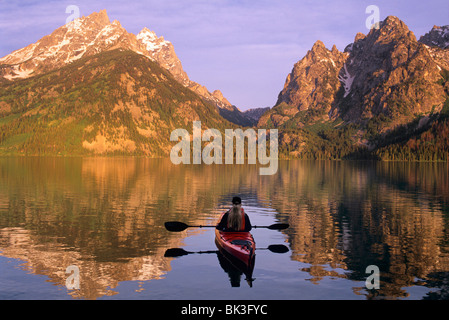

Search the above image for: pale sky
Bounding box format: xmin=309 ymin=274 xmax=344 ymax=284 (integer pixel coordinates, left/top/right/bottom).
xmin=1 ymin=0 xmax=448 ymax=110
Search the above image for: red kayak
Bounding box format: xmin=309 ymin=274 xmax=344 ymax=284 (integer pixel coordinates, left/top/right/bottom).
xmin=214 ymin=227 xmax=256 ymax=269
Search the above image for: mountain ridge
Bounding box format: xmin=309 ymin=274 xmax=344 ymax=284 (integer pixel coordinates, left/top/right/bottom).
xmin=0 ymin=9 xmax=250 ymax=121
xmin=259 ymin=15 xmax=449 ymax=160
xmin=0 ymin=48 xmax=236 ymax=156
xmin=1 ymin=12 xmax=448 ymax=160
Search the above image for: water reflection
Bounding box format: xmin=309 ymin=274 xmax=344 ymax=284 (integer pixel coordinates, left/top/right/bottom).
xmin=216 ymin=251 xmax=255 ymax=288
xmin=269 ymin=161 xmax=449 ymax=299
xmin=0 ymin=158 xmax=448 ymax=299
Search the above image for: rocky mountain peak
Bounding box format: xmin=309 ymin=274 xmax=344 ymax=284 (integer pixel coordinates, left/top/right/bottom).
xmin=138 ymin=27 xmax=163 ymax=40
xmin=111 ymin=19 xmax=122 ymax=27
xmin=308 ymin=40 xmax=331 ymax=58
xmin=344 ymin=32 xmax=366 ymax=53
xmin=331 ymin=44 xmax=339 ymax=54
xmin=63 ymin=9 xmax=111 ymax=34
xmin=258 ymin=39 xmax=348 ymax=127
xmin=212 ymin=90 xmax=233 ymax=110
xmin=369 ymin=15 xmax=416 ymax=44
xmin=0 ymin=10 xmax=146 ymax=79
xmin=382 ymin=15 xmax=402 ymax=26
xmin=379 ymin=15 xmax=410 ymax=32
xmin=355 ymin=32 xmax=366 ymax=42
xmin=0 ymin=9 xmax=237 ymax=114
xmin=334 ymin=15 xmax=445 ymax=124
xmin=419 ymin=25 xmax=449 ymax=48
xmin=135 ymin=26 xmax=190 ymax=85
xmin=89 ymin=9 xmax=110 ymax=25
xmin=311 ymin=40 xmax=326 ymax=50
xmin=262 ymin=15 xmax=447 ymax=132
xmin=0 ymin=9 xmax=185 ymax=86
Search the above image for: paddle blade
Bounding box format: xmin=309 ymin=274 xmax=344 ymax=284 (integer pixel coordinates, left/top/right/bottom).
xmin=267 ymin=244 xmax=290 ymax=254
xmin=267 ymin=223 xmax=290 ymax=230
xmin=164 ymin=248 xmax=190 ymax=257
xmin=165 ymin=221 xmax=189 ymax=232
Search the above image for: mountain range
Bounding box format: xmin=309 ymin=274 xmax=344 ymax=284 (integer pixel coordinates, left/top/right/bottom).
xmin=0 ymin=10 xmax=255 ymax=155
xmin=0 ymin=10 xmax=448 ymax=160
xmin=0 ymin=10 xmax=237 ymax=110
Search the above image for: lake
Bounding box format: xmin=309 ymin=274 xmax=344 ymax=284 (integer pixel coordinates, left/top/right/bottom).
xmin=0 ymin=157 xmax=448 ymax=300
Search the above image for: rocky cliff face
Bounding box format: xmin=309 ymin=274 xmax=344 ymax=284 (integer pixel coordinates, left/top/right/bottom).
xmin=258 ymin=16 xmax=449 ymax=160
xmin=259 ymin=41 xmax=347 ymax=127
xmin=277 ymin=41 xmax=347 ymax=112
xmin=260 ymin=16 xmax=448 ymax=132
xmin=419 ymin=25 xmax=449 ymax=49
xmin=334 ymin=16 xmax=446 ymax=127
xmin=419 ymin=25 xmax=449 ymax=82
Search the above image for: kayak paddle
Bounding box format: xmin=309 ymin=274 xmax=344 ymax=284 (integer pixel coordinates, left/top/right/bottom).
xmin=164 ymin=248 xmax=218 ymax=257
xmin=253 ymin=224 xmax=290 ymax=230
xmin=258 ymin=244 xmax=290 ymax=253
xmin=164 ymin=244 xmax=289 ymax=258
xmin=164 ymin=221 xmax=289 ymax=232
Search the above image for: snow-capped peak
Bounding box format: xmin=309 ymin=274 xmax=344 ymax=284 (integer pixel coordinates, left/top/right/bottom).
xmin=137 ymin=28 xmax=170 ymax=52
xmin=0 ymin=10 xmax=138 ymax=79
xmin=0 ymin=10 xmax=183 ymax=86
xmin=137 ymin=28 xmax=157 ymax=41
xmin=0 ymin=9 xmax=233 ymax=115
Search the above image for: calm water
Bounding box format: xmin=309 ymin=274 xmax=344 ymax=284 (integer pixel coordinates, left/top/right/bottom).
xmin=0 ymin=157 xmax=448 ymax=300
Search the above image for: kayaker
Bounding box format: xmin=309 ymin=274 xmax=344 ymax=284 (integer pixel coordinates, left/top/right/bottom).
xmin=216 ymin=197 xmax=252 ymax=232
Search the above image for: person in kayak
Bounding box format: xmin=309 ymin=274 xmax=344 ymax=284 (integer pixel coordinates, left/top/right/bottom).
xmin=216 ymin=197 xmax=252 ymax=232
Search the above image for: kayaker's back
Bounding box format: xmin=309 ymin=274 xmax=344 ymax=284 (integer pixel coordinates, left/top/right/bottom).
xmin=216 ymin=208 xmax=252 ymax=232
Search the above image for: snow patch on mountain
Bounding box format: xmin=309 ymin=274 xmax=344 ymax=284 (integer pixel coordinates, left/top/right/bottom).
xmin=64 ymin=18 xmax=83 ymax=33
xmin=3 ymin=65 xmax=33 ymax=80
xmin=338 ymin=63 xmax=355 ymax=98
xmin=137 ymin=28 xmax=170 ymax=52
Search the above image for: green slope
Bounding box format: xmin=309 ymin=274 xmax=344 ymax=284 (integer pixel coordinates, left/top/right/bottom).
xmin=0 ymin=49 xmax=232 ymax=156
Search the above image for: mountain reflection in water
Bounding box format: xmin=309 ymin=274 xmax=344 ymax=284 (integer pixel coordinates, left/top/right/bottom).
xmin=0 ymin=158 xmax=448 ymax=299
